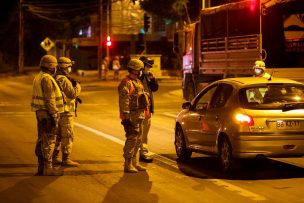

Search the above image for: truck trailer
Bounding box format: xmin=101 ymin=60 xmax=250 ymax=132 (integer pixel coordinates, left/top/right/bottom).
xmin=174 ymin=0 xmax=303 ymax=100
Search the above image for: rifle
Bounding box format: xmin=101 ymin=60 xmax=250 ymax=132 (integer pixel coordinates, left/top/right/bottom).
xmin=75 ymin=97 xmax=82 ymax=117
xmin=67 ymin=76 xmax=83 ymax=117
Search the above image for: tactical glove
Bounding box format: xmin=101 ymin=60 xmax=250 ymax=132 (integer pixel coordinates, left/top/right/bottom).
xmin=70 ymin=78 xmax=78 ymax=87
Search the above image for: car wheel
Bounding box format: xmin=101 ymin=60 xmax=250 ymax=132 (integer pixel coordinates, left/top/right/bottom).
xmin=175 ymin=126 xmax=192 ymax=161
xmin=218 ymin=136 xmax=233 ymax=172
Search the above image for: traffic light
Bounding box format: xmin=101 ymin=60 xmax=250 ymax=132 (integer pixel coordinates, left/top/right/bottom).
xmin=106 ymin=36 xmax=112 ymax=47
xmin=249 ymin=0 xmax=257 ymax=12
xmin=144 ymin=13 xmax=151 ymax=32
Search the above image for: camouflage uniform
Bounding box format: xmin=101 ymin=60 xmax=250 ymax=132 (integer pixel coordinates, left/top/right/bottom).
xmin=118 ymin=59 xmax=148 ymax=173
xmin=53 ymin=57 xmax=81 ymax=167
xmin=31 ymin=55 xmax=64 ymax=176
xmin=139 ymin=56 xmax=159 ymax=162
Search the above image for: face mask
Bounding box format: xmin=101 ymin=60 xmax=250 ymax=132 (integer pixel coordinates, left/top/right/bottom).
xmin=254 ymin=68 xmax=263 ymax=76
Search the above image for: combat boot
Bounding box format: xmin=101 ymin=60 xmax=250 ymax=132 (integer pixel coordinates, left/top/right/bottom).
xmin=43 ymin=162 xmax=63 ymax=176
xmin=62 ymin=154 xmax=79 ymax=167
xmin=139 ymin=153 xmax=154 ymax=163
xmin=124 ymin=158 xmax=138 ymax=173
xmin=52 ymin=150 xmax=62 ymax=166
xmin=35 ymin=158 xmax=44 ymax=176
xmin=132 ymin=156 xmax=146 ymax=171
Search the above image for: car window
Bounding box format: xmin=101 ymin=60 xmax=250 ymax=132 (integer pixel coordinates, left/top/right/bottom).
xmin=194 ymin=85 xmax=218 ymax=111
xmin=239 ymin=84 xmax=304 ymax=109
xmin=209 ymin=84 xmax=233 ymax=109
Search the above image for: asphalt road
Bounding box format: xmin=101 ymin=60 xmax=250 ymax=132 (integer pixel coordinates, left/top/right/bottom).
xmin=0 ymin=74 xmax=304 ymax=203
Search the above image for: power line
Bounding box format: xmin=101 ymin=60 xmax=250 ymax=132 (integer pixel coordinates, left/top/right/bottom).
xmin=24 ymin=1 xmax=99 ymax=22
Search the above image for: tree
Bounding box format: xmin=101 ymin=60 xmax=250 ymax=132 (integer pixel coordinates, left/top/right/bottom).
xmin=139 ymin=0 xmax=190 ymax=23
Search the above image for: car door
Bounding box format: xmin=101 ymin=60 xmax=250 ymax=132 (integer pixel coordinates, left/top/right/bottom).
xmin=185 ymin=84 xmax=218 ymax=145
xmin=201 ymin=84 xmax=234 ymax=149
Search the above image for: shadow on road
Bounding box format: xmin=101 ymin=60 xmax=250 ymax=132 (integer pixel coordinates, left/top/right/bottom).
xmin=175 ymin=156 xmax=304 ymax=180
xmin=0 ymin=173 xmax=59 ymax=202
xmin=101 ymin=171 xmax=158 ymax=203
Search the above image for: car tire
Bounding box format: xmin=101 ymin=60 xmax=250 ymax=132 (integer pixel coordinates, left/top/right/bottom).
xmin=218 ymin=136 xmax=233 ymax=172
xmin=175 ymin=126 xmax=192 ymax=161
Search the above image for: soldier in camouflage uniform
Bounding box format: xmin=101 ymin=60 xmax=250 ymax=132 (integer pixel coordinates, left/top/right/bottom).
xmin=139 ymin=56 xmax=159 ymax=162
xmin=31 ymin=55 xmax=64 ymax=176
xmin=118 ymin=59 xmax=149 ymax=173
xmin=53 ymin=57 xmax=81 ymax=167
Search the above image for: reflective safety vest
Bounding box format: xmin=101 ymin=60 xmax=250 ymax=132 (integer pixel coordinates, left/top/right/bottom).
xmin=55 ymin=75 xmax=76 ymax=112
xmin=31 ymin=71 xmax=64 ymax=113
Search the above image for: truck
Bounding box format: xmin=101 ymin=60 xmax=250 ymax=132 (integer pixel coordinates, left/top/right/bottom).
xmin=174 ymin=0 xmax=304 ymax=100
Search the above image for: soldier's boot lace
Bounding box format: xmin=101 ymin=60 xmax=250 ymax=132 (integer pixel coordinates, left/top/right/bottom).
xmin=124 ymin=158 xmax=138 ymax=173
xmin=132 ymin=156 xmax=146 ymax=171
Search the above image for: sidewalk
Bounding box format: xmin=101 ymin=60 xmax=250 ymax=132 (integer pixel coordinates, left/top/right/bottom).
xmin=75 ymin=69 xmax=182 ymax=83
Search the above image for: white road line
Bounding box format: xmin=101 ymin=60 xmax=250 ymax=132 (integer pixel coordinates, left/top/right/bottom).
xmin=74 ymin=122 xmax=124 ymax=145
xmin=162 ymin=112 xmax=178 ymax=118
xmin=74 ymin=122 xmax=267 ymax=201
xmin=209 ymin=179 xmax=266 ymax=201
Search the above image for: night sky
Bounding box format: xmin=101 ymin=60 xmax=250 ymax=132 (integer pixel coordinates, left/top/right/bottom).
xmin=0 ymin=0 xmax=98 ymax=68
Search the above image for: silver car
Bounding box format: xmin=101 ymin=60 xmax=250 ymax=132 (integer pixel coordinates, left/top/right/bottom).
xmin=175 ymin=77 xmax=304 ymax=172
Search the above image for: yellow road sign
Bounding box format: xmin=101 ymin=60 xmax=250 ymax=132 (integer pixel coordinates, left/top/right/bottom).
xmin=40 ymin=37 xmax=55 ymax=51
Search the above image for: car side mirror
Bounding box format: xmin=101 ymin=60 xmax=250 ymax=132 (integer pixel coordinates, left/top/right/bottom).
xmin=182 ymin=101 xmax=191 ymax=109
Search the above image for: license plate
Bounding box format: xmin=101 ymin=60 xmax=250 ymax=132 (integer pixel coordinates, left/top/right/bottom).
xmin=276 ymin=120 xmax=300 ymax=129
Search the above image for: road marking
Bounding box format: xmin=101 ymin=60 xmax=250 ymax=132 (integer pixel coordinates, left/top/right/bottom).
xmin=162 ymin=112 xmax=178 ymax=118
xmin=74 ymin=122 xmax=267 ymax=201
xmin=74 ymin=122 xmax=124 ymax=145
xmin=210 ymin=179 xmax=266 ymax=201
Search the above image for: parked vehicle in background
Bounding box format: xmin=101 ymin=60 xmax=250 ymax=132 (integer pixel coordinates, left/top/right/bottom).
xmin=174 ymin=77 xmax=304 ymax=172
xmin=173 ymin=0 xmax=304 ymax=100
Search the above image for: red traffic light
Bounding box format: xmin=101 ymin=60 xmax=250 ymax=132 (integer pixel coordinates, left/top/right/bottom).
xmin=250 ymin=0 xmax=257 ymax=12
xmin=106 ymin=36 xmax=112 ymax=47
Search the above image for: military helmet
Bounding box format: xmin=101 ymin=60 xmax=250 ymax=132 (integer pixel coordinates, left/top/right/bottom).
xmin=58 ymin=57 xmax=75 ymax=69
xmin=127 ymin=59 xmax=144 ymax=71
xmin=139 ymin=56 xmax=154 ymax=67
xmin=40 ymin=55 xmax=57 ymax=69
xmin=253 ymin=60 xmax=266 ymax=71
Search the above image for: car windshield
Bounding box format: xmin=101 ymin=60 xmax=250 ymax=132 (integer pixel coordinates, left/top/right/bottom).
xmin=239 ymin=83 xmax=304 ymax=110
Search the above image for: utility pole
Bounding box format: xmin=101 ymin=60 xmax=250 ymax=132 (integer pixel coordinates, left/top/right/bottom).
xmin=18 ymin=0 xmax=24 ymax=74
xmin=106 ymin=0 xmax=110 ymax=59
xmin=98 ymin=0 xmax=103 ymax=79
xmin=259 ymin=0 xmax=263 ymax=60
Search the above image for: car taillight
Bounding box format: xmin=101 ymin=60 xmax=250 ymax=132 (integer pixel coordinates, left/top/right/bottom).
xmin=235 ymin=114 xmax=254 ymax=126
